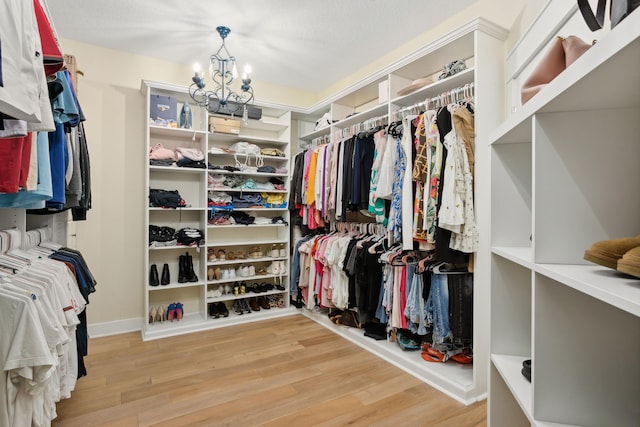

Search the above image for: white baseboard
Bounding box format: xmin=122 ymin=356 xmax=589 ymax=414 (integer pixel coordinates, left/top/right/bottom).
xmin=88 ymin=317 xmax=143 ymax=338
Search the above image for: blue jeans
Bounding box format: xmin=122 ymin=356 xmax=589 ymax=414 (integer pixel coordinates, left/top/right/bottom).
xmin=426 ymin=273 xmax=450 ymax=343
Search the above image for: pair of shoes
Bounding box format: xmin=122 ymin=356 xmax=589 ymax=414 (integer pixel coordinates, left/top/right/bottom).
xmin=258 ymin=296 xmax=271 ymax=310
xmin=233 ymin=299 xmax=252 ymax=315
xmin=208 ymin=267 xmax=222 ymax=281
xmin=249 ymin=297 xmax=261 ymax=311
xmin=207 ymin=248 xmax=217 ymax=262
xmin=178 ymin=252 xmax=198 ymax=283
xmin=220 ymin=268 xmax=237 ymax=281
xmin=583 ymin=235 xmax=640 ymax=278
xmin=232 ymin=281 xmax=247 ymax=296
xmin=148 ymin=306 xmax=166 ymax=324
xmin=209 ymin=302 xmax=229 ymax=318
xmin=247 ymin=246 xmax=263 ymax=259
xmin=150 ymin=264 xmax=171 ymax=286
xmin=166 ymin=302 xmax=184 ymax=321
xmin=207 ymin=287 xmax=222 ymax=298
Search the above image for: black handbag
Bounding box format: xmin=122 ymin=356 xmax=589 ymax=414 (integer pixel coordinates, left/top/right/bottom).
xmin=578 ymin=0 xmax=640 ymax=30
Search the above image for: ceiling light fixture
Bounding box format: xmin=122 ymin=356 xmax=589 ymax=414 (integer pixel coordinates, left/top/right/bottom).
xmin=189 ymin=26 xmax=254 ymax=122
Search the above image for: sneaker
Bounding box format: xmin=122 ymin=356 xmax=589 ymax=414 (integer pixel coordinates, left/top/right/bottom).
xmin=223 ymin=283 xmax=233 ymax=294
xmin=221 ymin=269 xmax=230 ymax=281
xmin=278 ymin=243 xmax=287 ymax=257
xmin=238 ymin=265 xmax=250 ymax=277
xmin=248 ymin=265 xmax=256 ymax=276
xmin=268 ymin=244 xmax=279 ymax=258
xmin=229 ymin=268 xmax=236 ymax=279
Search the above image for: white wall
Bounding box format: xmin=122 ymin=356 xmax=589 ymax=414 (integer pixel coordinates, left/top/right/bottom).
xmin=62 ymin=0 xmax=550 ymax=331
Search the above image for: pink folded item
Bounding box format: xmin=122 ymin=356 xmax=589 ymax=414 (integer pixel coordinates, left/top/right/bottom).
xmin=176 ymin=147 xmax=204 ymax=161
xmin=149 ymin=143 xmax=177 ymax=160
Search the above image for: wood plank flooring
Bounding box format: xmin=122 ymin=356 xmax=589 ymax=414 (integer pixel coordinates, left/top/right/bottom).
xmin=53 ymin=316 xmax=486 ymax=426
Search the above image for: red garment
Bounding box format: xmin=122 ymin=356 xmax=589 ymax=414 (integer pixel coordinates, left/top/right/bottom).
xmin=33 ymin=0 xmax=64 ymax=76
xmin=400 ymin=266 xmax=407 ymax=329
xmin=0 ymin=134 xmax=32 ymax=193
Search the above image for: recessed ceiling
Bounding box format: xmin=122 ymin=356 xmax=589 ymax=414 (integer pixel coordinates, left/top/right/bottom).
xmin=47 ymin=0 xmax=475 ymax=92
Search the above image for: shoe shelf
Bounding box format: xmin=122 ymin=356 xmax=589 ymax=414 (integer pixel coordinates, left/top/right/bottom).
xmin=147 ymin=281 xmax=205 ymax=292
xmin=206 ymin=273 xmax=288 ymax=285
xmin=491 ymin=247 xmax=534 ymax=270
xmin=206 ymin=289 xmax=287 ymax=303
xmin=207 ymin=239 xmax=287 ymax=247
xmin=390 ymin=67 xmax=475 ymax=109
xmin=207 ymin=256 xmax=288 ymax=266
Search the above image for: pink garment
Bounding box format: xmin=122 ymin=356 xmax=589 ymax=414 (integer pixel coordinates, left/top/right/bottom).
xmin=149 ymin=143 xmax=176 ymax=161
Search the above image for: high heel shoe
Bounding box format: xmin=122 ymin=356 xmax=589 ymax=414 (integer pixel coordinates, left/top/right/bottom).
xmin=175 ymin=302 xmax=184 ymax=320
xmin=149 ymin=306 xmax=157 ymax=324
xmin=155 ymin=306 xmax=165 ymax=323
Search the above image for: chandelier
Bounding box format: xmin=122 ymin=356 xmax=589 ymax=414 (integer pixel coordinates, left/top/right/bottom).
xmin=189 ymin=26 xmax=254 ymax=120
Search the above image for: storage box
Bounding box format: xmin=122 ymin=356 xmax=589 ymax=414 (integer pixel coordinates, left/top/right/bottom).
xmin=150 ymin=95 xmax=177 ymax=126
xmin=209 ymin=116 xmax=240 ymax=135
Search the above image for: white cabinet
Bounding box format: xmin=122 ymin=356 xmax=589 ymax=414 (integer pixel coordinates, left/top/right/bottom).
xmin=141 ymin=81 xmax=296 ymax=341
xmin=294 ymin=18 xmax=508 ymax=404
xmin=488 ymin=11 xmax=640 ymax=426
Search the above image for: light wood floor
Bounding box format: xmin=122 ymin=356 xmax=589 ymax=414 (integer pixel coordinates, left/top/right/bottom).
xmin=54 ymin=315 xmax=486 ymax=426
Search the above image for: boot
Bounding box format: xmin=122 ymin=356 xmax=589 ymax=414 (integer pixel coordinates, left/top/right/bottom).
xmin=178 ymin=255 xmax=187 ymax=283
xmin=161 ymin=263 xmax=170 ymax=285
xmin=185 ymin=252 xmax=198 ymax=282
xmin=149 ymin=264 xmax=159 ymax=286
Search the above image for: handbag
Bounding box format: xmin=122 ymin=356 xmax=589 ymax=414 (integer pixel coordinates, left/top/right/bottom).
xmin=520 ymin=36 xmax=593 ymax=105
xmin=578 ymin=0 xmax=640 ymax=30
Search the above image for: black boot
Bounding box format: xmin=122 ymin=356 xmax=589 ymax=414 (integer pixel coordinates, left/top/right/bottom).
xmin=161 ymin=263 xmax=170 ymax=285
xmin=149 ymin=264 xmax=159 ymax=286
xmin=185 ymin=252 xmax=198 ymax=282
xmin=178 ymin=255 xmax=187 ymax=283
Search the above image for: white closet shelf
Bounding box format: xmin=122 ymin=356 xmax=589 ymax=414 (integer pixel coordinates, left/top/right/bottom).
xmin=147 ymin=281 xmax=205 ymax=291
xmin=208 ymin=256 xmax=287 ymax=266
xmin=535 ymin=263 xmax=640 ymax=317
xmin=210 ymin=132 xmax=288 ymax=146
xmin=492 ymin=246 xmax=534 ymax=269
xmin=207 ymin=239 xmax=288 ymax=247
xmin=207 ymin=188 xmax=288 ymax=194
xmin=233 ymin=207 xmax=288 ymax=212
xmin=208 ymin=151 xmax=289 ymax=161
xmin=300 ymin=127 xmax=331 ymax=142
xmin=492 ymin=247 xmax=640 ymax=316
xmin=490 ymin=14 xmax=640 ymax=146
xmin=390 ymin=67 xmax=475 ymax=108
xmin=207 ymin=272 xmax=288 ymax=284
xmin=491 ymin=354 xmax=533 ymax=424
xmin=207 ymin=224 xmax=287 ymax=229
xmin=206 ymin=289 xmax=286 ymax=303
xmin=332 ymin=104 xmax=388 ymax=130
xmin=301 ymin=309 xmax=475 ymax=405
xmin=150 ymin=125 xmax=208 ymax=139
xmin=143 ymin=308 xmax=297 ymax=341
xmin=207 ymin=169 xmax=289 ymax=178
xmin=240 ymin=118 xmax=288 ymax=133
xmin=149 ymin=165 xmax=207 ymax=174
xmin=148 ymin=244 xmax=203 ymax=251
xmin=148 ymin=207 xmax=205 ymax=212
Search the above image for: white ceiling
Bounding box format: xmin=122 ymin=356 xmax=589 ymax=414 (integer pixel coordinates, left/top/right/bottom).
xmin=47 ymin=0 xmax=475 ymax=92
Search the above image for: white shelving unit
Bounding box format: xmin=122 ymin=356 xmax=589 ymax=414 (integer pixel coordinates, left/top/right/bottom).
xmin=488 ymin=9 xmax=640 ymax=427
xmin=141 ymin=81 xmax=296 ymax=341
xmin=293 ymin=18 xmax=508 ymax=404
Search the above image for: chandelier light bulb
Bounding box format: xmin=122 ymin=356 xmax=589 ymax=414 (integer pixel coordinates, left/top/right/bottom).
xmin=232 ymin=61 xmax=238 ymax=79
xmin=193 ymin=62 xmax=201 ymax=73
